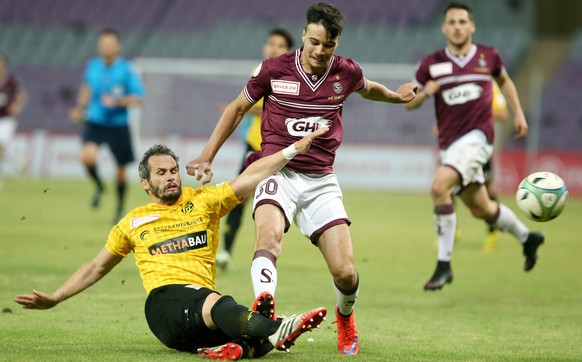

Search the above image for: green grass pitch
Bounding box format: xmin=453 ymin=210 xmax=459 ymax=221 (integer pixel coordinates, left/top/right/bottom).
xmin=1 ymin=178 xmax=581 ymax=361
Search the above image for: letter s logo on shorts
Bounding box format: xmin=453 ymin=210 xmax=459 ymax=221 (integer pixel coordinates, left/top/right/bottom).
xmin=285 ymin=117 xmax=332 ymax=136
xmin=442 ymin=83 xmax=483 ymax=106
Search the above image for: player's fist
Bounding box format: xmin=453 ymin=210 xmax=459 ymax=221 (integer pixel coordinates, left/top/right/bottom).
xmin=396 ymin=82 xmax=419 ymax=103
xmin=423 ymin=80 xmax=440 ymax=97
xmin=294 ymin=126 xmax=329 ymax=153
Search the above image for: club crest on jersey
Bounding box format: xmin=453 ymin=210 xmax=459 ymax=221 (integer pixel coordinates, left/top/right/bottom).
xmin=442 ymin=83 xmax=483 ymax=105
xmin=332 ymin=82 xmax=343 ymax=94
xmin=148 ymin=230 xmax=208 ymax=255
xmin=140 ymin=230 xmax=150 ymax=241
xmin=474 ymin=54 xmax=490 ymax=73
xmin=181 ymin=201 xmax=194 ymax=214
xmin=130 ymin=214 xmax=160 ymax=229
xmin=271 ymin=80 xmax=300 ymax=95
xmin=285 ymin=116 xmax=331 ymax=136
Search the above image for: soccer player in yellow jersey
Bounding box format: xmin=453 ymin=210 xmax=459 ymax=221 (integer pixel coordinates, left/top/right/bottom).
xmin=15 ymin=128 xmax=328 ymax=361
xmin=217 ymin=28 xmax=295 ymax=271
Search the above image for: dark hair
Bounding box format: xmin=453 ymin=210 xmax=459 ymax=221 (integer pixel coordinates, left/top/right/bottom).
xmin=444 ymin=2 xmax=474 ymax=21
xmin=138 ymin=144 xmax=179 ymax=180
xmin=99 ymin=28 xmax=121 ymax=41
xmin=269 ymin=28 xmax=295 ymax=50
xmin=305 ymin=2 xmax=343 ymax=39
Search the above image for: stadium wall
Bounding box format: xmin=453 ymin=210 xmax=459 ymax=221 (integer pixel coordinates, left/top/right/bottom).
xmin=8 ymin=131 xmax=582 ymax=196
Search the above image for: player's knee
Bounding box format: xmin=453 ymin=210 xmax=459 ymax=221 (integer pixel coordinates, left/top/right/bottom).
xmin=331 ymin=264 xmax=356 ymax=288
xmin=431 ymin=181 xmax=450 ymax=200
xmin=255 ymin=230 xmax=282 ymax=255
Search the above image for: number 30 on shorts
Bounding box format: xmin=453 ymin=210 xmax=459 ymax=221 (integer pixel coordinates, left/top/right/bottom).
xmin=256 ymin=179 xmax=278 ymax=198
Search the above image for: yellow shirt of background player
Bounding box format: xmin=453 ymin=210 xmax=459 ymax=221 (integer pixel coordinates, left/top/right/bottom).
xmin=105 ymin=183 xmax=240 ymax=294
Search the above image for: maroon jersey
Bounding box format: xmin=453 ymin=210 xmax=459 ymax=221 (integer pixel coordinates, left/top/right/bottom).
xmin=243 ymin=48 xmax=366 ymax=174
xmin=0 ymin=73 xmax=21 ymax=118
xmin=415 ymin=44 xmax=504 ymax=149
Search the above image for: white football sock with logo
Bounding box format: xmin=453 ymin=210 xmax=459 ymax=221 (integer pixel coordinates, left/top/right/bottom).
xmin=494 ymin=203 xmax=529 ymax=243
xmin=251 ymin=256 xmax=277 ymax=298
xmin=333 ymin=281 xmax=359 ymax=316
xmin=435 ymin=212 xmax=456 ymax=262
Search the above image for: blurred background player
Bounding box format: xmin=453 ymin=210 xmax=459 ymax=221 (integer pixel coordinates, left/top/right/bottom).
xmin=187 ymin=2 xmax=417 ymax=355
xmin=482 ymin=81 xmax=509 ymax=252
xmin=15 ymin=130 xmax=327 ymax=360
xmin=69 ymin=29 xmax=144 ymax=224
xmin=216 ymin=28 xmax=295 ymax=271
xmin=0 ymin=54 xmax=28 ymax=188
xmin=405 ymin=2 xmax=544 ymax=291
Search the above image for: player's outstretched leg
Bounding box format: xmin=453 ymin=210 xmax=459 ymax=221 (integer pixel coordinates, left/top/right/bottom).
xmin=424 ymin=260 xmax=453 ymax=291
xmin=523 ymin=232 xmax=545 ymax=271
xmin=252 ymin=291 xmax=276 ymax=320
xmin=268 ymin=307 xmax=327 ymax=352
xmin=334 ymin=306 xmax=359 ymax=355
xmin=197 ymin=342 xmax=243 ymax=360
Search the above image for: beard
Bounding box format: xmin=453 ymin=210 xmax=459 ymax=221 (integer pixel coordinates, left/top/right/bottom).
xmin=149 ymin=181 xmax=182 ymax=203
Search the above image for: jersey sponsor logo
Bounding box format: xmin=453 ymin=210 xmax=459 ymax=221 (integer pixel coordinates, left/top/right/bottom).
xmin=285 ymin=116 xmax=331 ymax=136
xmin=271 ymin=80 xmax=300 ymax=95
xmin=429 ymin=62 xmax=453 ymax=78
xmin=442 ymin=83 xmax=483 ymax=105
xmin=130 ymin=214 xmax=160 ymax=229
xmin=181 ymin=201 xmax=194 ymax=214
xmin=148 ymin=230 xmax=208 ymax=255
xmin=332 ymin=82 xmax=343 ymax=94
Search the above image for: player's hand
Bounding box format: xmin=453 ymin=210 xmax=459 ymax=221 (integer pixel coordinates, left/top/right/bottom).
xmin=101 ymin=95 xmax=118 ymax=108
xmin=69 ymin=107 xmax=85 ymax=123
xmin=293 ymin=126 xmax=329 ymax=153
xmin=514 ymin=113 xmax=528 ymax=139
xmin=14 ymin=290 xmax=60 ymax=310
xmin=423 ymin=80 xmax=440 ymax=97
xmin=186 ymin=159 xmax=214 ymax=185
xmin=395 ymin=82 xmax=419 ymax=103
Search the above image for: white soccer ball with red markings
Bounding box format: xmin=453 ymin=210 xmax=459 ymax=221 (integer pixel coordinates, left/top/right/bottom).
xmin=515 ymin=171 xmax=568 ymax=222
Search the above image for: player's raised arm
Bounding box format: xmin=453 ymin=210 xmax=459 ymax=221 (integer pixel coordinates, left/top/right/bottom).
xmin=186 ymin=91 xmax=254 ymax=184
xmin=229 ymin=127 xmax=329 ymax=201
xmin=14 ymin=247 xmax=123 ymax=310
xmin=359 ymin=80 xmax=418 ymax=103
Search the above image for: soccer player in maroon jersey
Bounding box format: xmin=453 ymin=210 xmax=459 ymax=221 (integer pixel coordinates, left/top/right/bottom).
xmin=187 ymin=2 xmax=417 ymax=355
xmin=0 ymin=54 xmax=28 ymax=186
xmin=405 ymin=2 xmax=544 ymax=291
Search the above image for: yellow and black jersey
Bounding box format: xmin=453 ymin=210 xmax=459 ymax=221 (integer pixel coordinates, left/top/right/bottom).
xmin=106 ymin=183 xmax=240 ymax=294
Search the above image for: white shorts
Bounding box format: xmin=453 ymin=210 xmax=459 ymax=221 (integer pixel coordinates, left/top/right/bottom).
xmin=252 ymin=168 xmax=350 ymax=243
xmin=0 ymin=117 xmax=17 ymax=146
xmin=440 ymin=129 xmax=493 ymax=187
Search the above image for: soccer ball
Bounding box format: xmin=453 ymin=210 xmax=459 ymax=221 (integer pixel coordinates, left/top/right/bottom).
xmin=515 ymin=171 xmax=568 ymax=222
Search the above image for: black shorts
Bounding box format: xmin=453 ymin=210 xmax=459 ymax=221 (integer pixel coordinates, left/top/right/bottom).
xmin=82 ymin=122 xmax=134 ymax=165
xmin=144 ymin=284 xmax=230 ymax=352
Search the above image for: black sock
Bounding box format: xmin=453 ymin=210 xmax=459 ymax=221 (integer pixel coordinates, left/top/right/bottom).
xmin=210 ymin=296 xmax=279 ymax=338
xmin=86 ymin=165 xmax=103 ymax=191
xmin=116 ymin=181 xmax=126 ymax=211
xmin=436 ymin=260 xmax=451 ymax=272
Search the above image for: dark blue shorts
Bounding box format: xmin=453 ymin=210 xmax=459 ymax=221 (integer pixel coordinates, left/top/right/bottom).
xmin=82 ymin=122 xmax=134 ymax=165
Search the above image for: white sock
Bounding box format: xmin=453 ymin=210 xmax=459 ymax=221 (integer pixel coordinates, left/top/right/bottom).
xmin=435 ymin=209 xmax=456 ymax=262
xmin=333 ymin=280 xmax=359 ymax=316
xmin=251 ymin=256 xmax=277 ymax=298
xmin=494 ymin=204 xmax=529 ymax=243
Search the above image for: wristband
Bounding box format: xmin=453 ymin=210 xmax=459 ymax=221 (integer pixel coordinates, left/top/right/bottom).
xmin=282 ymin=144 xmax=298 ymax=160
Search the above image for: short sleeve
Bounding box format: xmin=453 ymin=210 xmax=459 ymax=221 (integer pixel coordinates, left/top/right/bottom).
xmin=126 ymin=63 xmax=145 ymax=97
xmin=491 ymin=48 xmax=504 ymax=77
xmin=414 ymin=58 xmax=431 ymax=87
xmin=105 ymin=224 xmax=133 ymax=257
xmin=243 ymin=59 xmax=272 ymax=104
